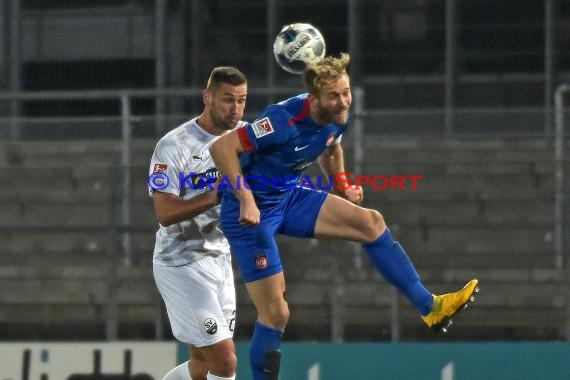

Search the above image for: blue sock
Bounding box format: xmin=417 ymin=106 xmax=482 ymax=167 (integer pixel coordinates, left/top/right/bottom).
xmin=249 ymin=320 xmax=283 ymax=380
xmin=363 ymin=228 xmax=433 ymax=316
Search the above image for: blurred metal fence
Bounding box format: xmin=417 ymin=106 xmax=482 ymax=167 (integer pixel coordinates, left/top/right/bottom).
xmin=2 ymin=0 xmax=568 ymax=135
xmin=554 ymin=84 xmax=569 ymax=339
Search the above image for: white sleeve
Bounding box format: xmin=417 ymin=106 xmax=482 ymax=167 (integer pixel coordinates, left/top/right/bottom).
xmin=148 ymin=139 xmax=184 ymax=198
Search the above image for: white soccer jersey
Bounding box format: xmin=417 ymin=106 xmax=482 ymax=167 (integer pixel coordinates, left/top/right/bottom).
xmin=149 ymin=118 xmax=245 ymax=266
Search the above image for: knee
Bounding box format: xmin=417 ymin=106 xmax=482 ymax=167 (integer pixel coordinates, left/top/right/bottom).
xmin=364 ymin=209 xmax=387 ymax=241
xmin=214 ymin=351 xmax=237 ymax=376
xmin=271 ymin=300 xmax=290 ymax=327
xmin=261 ymin=299 xmax=290 ymax=329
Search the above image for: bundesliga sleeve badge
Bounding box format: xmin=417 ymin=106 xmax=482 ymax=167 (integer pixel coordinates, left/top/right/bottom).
xmin=153 ymin=163 xmax=168 ymax=172
xmin=251 ymin=117 xmax=274 ymax=138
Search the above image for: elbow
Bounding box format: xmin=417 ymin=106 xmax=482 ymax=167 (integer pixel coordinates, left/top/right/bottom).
xmin=210 ymin=131 xmax=245 ymax=161
xmin=157 ymin=214 xmax=175 ymax=227
xmin=155 ymin=205 xmax=178 ymax=226
xmin=209 ymin=139 xmax=224 ymax=163
xmin=153 ymin=193 xmax=182 ymax=227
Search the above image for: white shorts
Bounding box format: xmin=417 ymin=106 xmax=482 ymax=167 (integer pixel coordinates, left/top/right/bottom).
xmin=153 ymin=253 xmax=236 ymax=347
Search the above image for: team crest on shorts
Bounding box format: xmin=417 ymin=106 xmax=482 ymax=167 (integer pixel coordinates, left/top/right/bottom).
xmin=326 ymin=135 xmax=335 ymax=146
xmin=204 ymin=318 xmax=218 ymax=335
xmin=255 ymin=254 xmax=268 ymax=270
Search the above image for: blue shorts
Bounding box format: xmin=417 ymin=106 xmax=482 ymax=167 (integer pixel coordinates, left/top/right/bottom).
xmin=220 ymin=187 xmax=328 ymax=282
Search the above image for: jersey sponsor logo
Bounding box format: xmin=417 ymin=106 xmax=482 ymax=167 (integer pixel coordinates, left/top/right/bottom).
xmin=181 ymin=167 xmax=219 ymax=190
xmin=153 ymin=163 xmax=168 ymax=172
xmin=252 ymin=117 xmax=274 ymax=138
xmin=255 ymin=253 xmax=268 ymax=270
xmin=294 ymin=144 xmax=309 ymax=151
xmin=204 ymin=318 xmax=218 ymax=335
xmin=326 ymin=135 xmax=335 ymax=146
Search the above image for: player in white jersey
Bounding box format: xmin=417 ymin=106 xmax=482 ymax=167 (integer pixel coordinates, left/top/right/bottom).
xmin=149 ymin=66 xmax=247 ymax=380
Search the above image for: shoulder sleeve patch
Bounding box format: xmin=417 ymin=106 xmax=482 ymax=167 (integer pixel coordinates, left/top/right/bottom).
xmin=153 ymin=163 xmax=168 ymax=172
xmin=251 ymin=117 xmax=274 ymax=138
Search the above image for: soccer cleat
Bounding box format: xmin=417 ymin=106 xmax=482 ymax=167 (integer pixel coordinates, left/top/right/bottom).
xmin=422 ymin=279 xmax=479 ymax=333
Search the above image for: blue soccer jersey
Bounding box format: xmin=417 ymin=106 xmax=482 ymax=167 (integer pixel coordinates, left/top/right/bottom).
xmin=235 ymin=93 xmax=347 ymax=197
xmin=219 ymin=93 xmax=350 ymax=282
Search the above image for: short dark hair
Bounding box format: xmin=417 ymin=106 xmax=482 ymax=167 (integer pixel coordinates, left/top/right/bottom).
xmin=206 ymin=66 xmax=247 ymax=92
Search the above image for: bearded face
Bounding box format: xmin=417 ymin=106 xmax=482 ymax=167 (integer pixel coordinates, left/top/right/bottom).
xmin=206 ymin=83 xmax=248 ymax=131
xmin=312 ymin=74 xmax=352 ymax=126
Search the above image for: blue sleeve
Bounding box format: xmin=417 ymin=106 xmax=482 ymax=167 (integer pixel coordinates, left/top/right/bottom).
xmin=240 ymin=107 xmax=291 ymax=152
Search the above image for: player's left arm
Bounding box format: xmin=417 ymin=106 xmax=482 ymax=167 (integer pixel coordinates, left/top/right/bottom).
xmin=318 ymin=142 xmax=363 ymax=204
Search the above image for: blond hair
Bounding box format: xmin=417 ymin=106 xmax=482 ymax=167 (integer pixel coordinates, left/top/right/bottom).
xmin=303 ymin=53 xmax=350 ymax=97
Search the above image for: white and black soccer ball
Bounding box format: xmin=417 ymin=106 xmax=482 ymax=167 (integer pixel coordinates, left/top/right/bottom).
xmin=273 ymin=23 xmax=326 ymax=75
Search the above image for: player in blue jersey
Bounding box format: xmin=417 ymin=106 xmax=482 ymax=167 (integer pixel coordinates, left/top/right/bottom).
xmin=210 ymin=53 xmax=479 ymax=380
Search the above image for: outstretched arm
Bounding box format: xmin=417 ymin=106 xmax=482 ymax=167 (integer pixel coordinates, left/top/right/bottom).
xmin=318 ymin=143 xmax=363 ymax=204
xmin=210 ymin=129 xmax=260 ymax=227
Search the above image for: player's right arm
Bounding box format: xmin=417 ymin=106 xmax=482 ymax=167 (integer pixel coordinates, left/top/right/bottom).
xmin=210 ymin=129 xmax=260 ymax=227
xmin=149 ymin=138 xmax=220 ymax=227
xmin=153 ymin=191 xmax=219 ymax=227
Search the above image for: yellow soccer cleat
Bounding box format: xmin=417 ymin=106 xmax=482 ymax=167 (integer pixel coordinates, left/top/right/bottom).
xmin=422 ymin=279 xmax=479 ymax=333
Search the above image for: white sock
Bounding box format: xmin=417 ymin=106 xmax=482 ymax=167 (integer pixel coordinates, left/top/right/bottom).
xmin=206 ymin=373 xmax=235 ymax=380
xmin=162 ymin=361 xmax=192 ymax=380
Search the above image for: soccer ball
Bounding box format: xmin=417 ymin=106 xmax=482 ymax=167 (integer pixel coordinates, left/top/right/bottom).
xmin=273 ymin=23 xmax=326 ymax=75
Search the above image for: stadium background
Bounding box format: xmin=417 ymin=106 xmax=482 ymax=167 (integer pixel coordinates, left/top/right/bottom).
xmin=0 ymin=0 xmax=569 ymax=378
